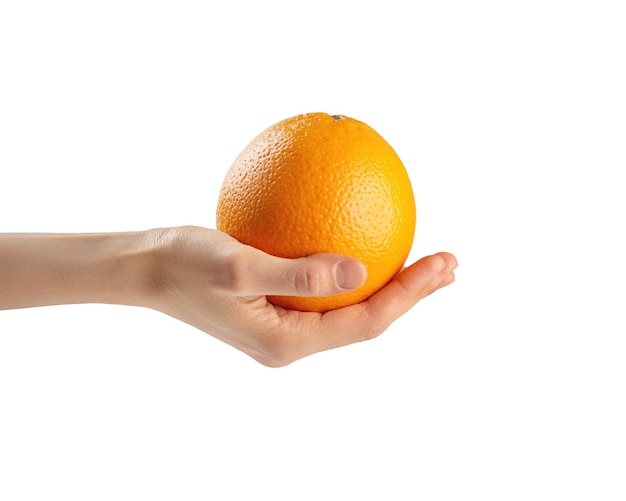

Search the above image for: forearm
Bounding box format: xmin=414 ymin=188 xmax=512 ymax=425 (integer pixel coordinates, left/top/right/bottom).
xmin=0 ymin=232 xmax=153 ymax=310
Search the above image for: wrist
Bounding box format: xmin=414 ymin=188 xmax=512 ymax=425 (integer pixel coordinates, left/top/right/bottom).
xmin=45 ymin=231 xmax=155 ymax=308
xmin=100 ymin=229 xmax=167 ymax=309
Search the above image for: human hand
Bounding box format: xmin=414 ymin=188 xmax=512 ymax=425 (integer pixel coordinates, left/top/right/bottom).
xmin=141 ymin=226 xmax=457 ymax=367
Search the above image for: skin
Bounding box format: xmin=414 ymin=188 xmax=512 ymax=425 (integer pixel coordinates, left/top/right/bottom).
xmin=0 ymin=226 xmax=457 ymax=367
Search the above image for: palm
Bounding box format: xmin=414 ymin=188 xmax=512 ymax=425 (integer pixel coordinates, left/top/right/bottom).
xmin=231 ymin=253 xmax=456 ymax=367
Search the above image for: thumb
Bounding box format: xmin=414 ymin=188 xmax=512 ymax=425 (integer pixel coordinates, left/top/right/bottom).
xmin=233 ymin=250 xmax=368 ymax=297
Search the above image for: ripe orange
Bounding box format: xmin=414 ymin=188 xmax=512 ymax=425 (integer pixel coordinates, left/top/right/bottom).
xmin=216 ymin=112 xmax=416 ymax=312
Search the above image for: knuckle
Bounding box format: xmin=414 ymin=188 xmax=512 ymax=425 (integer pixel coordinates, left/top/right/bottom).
xmin=293 ymin=266 xmax=313 ymax=295
xmin=216 ymin=248 xmax=250 ymax=295
xmin=293 ymin=264 xmax=327 ymax=296
xmin=362 ymin=322 xmax=389 ymax=342
xmin=360 ymin=304 xmax=391 ymax=341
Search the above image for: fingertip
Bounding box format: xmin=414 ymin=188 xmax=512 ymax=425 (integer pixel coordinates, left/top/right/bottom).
xmin=392 ymin=251 xmax=457 ymax=295
xmin=429 ymin=252 xmax=458 ymax=274
xmin=428 ymin=253 xmax=457 ymax=290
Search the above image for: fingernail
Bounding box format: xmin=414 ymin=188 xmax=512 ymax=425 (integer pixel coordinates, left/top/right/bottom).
xmin=336 ymin=260 xmax=367 ymax=290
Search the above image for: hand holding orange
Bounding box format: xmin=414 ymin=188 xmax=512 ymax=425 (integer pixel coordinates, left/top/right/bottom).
xmin=216 ymin=112 xmax=416 ymax=312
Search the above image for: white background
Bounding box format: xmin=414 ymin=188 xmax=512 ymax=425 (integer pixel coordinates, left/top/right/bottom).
xmin=1 ymin=1 xmax=625 ymax=499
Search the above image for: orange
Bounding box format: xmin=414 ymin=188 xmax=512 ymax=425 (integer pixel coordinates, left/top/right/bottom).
xmin=216 ymin=112 xmax=416 ymax=312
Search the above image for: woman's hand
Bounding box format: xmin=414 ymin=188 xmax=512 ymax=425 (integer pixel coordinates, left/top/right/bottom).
xmin=141 ymin=226 xmax=457 ymax=367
